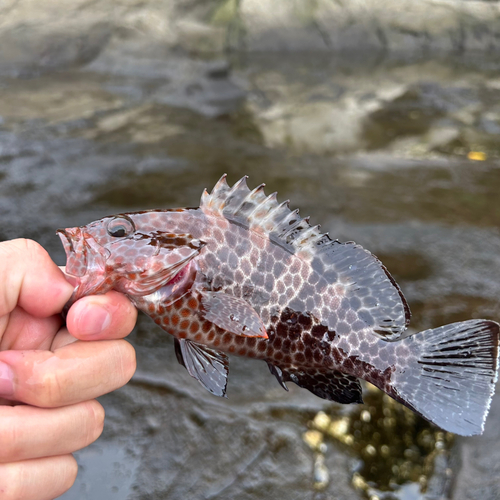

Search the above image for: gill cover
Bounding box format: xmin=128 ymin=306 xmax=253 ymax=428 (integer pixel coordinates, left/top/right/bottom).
xmin=110 ymin=231 xmax=204 ymax=296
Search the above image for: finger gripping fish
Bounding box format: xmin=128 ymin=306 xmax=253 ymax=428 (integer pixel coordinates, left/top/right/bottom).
xmin=58 ymin=175 xmax=500 ymax=436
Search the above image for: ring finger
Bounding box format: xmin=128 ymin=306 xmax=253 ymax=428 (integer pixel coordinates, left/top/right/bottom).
xmin=0 ymin=454 xmax=78 ymax=500
xmin=0 ymin=400 xmax=105 ymax=463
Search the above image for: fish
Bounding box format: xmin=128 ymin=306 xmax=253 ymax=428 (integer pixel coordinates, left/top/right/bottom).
xmin=57 ymin=175 xmax=500 ymax=436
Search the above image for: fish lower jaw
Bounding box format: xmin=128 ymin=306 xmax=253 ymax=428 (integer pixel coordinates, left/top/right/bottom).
xmin=66 ymin=276 xmax=111 ymax=308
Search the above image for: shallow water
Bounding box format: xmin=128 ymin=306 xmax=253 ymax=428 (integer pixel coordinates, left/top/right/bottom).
xmin=1 ymin=50 xmax=499 ymax=499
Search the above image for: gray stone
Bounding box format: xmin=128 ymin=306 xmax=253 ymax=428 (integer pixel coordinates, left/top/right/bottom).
xmin=0 ymin=24 xmax=112 ymax=76
xmin=239 ymin=0 xmax=500 ymax=53
xmin=81 ymin=39 xmax=246 ymax=117
xmin=452 ymin=381 xmax=500 ymax=500
xmin=425 ymin=126 xmax=461 ymax=151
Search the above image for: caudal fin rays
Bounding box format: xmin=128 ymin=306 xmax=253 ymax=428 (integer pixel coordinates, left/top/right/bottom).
xmin=390 ymin=320 xmax=499 ymax=435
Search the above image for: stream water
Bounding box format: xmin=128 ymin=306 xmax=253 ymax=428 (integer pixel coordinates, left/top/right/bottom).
xmin=1 ymin=49 xmax=499 ymax=499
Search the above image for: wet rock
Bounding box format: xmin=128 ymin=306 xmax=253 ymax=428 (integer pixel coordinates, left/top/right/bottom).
xmin=87 ymin=105 xmax=187 ymax=143
xmin=0 ymin=24 xmax=111 ymax=76
xmin=452 ymin=381 xmax=500 ymax=500
xmin=176 ymin=19 xmax=226 ymax=53
xmin=241 ymin=57 xmax=500 ymax=158
xmin=59 ymin=442 xmax=141 ymax=500
xmin=1 ymin=0 xmax=500 ymax=63
xmin=425 ymin=126 xmax=461 ymax=152
xmin=371 ymin=252 xmax=434 ymax=283
xmin=239 ymin=0 xmax=500 ymax=53
xmin=306 ymin=391 xmax=456 ymax=499
xmin=59 ymin=341 xmax=361 ymax=500
xmin=364 ymin=84 xmax=450 ymax=150
xmin=86 ymin=45 xmax=245 ymax=117
xmin=0 ymin=75 xmax=123 ymax=125
xmin=256 ymin=100 xmax=368 ymax=155
xmin=239 ymin=0 xmax=329 ymax=51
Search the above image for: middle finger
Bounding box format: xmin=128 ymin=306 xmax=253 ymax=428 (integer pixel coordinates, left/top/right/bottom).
xmin=0 ymin=339 xmax=136 ymax=407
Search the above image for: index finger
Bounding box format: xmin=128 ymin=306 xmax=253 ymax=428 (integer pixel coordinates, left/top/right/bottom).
xmin=0 ymin=239 xmax=74 ymax=318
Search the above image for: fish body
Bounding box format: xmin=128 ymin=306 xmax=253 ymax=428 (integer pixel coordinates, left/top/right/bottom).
xmin=58 ymin=175 xmax=500 ymax=436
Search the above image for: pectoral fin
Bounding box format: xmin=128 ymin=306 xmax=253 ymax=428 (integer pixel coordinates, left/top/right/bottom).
xmin=174 ymin=338 xmax=229 ymax=397
xmin=200 ymin=291 xmax=268 ymax=339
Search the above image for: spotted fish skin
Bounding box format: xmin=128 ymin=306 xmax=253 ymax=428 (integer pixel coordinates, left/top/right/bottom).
xmin=58 ymin=176 xmax=500 ymax=436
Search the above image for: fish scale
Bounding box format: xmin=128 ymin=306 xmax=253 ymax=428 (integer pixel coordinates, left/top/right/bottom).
xmin=58 ymin=175 xmax=500 ymax=436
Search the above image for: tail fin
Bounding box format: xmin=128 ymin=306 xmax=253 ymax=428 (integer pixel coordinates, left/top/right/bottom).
xmin=390 ymin=320 xmax=499 ymax=436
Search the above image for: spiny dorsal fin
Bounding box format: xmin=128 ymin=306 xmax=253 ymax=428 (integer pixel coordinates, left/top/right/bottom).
xmin=200 ymin=175 xmax=411 ymax=340
xmin=201 ymin=174 xmax=322 ymax=248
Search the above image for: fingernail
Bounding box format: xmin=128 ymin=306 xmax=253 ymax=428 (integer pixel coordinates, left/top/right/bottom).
xmin=0 ymin=361 xmax=14 ymax=396
xmin=79 ymin=305 xmax=112 ymax=336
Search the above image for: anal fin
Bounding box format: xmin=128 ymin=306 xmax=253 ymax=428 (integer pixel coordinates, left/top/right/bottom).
xmin=200 ymin=290 xmax=268 ymax=339
xmin=267 ymin=362 xmax=289 ymax=391
xmin=282 ymin=367 xmax=363 ymax=404
xmin=174 ymin=338 xmax=229 ymax=397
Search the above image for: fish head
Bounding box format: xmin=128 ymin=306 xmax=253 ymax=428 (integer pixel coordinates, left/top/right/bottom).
xmin=57 ymin=211 xmax=204 ymax=306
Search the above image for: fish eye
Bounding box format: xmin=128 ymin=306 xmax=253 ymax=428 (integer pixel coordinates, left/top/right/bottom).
xmin=107 ymin=217 xmax=135 ymax=238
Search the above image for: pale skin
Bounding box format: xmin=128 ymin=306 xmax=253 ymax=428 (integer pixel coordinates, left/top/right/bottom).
xmin=0 ymin=239 xmax=138 ymax=500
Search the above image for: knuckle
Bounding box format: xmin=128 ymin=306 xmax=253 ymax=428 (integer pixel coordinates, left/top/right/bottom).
xmin=37 ymin=370 xmax=64 ymax=408
xmin=0 ymin=239 xmax=39 ymax=267
xmin=10 ymin=238 xmax=47 ymax=260
xmin=0 ymin=418 xmax=18 ymax=462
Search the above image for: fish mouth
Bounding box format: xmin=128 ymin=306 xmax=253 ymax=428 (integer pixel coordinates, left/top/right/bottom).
xmin=57 ymin=229 xmax=75 ymax=253
xmin=56 ymin=227 xmax=88 ymax=278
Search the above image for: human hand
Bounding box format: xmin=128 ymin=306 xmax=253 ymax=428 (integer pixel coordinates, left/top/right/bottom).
xmin=0 ymin=239 xmax=137 ymax=500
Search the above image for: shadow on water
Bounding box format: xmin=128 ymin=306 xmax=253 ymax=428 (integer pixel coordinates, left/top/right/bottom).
xmin=1 ymin=49 xmax=500 ymax=499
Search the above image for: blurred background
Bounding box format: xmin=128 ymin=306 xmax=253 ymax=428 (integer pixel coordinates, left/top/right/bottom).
xmin=1 ymin=1 xmax=500 ymax=499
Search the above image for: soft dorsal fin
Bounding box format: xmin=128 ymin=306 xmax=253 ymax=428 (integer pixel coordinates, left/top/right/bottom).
xmin=200 ymin=175 xmax=411 ymax=340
